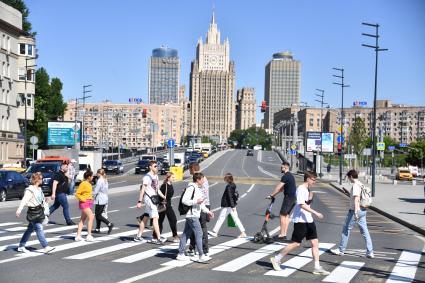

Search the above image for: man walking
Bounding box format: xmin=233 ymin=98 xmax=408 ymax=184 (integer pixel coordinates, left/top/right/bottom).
xmin=330 ymin=169 xmax=374 ymax=258
xmin=49 ymin=162 xmax=75 ymax=225
xmin=176 ymin=172 xmax=214 ymax=263
xmin=267 ymin=161 xmax=297 ymax=240
xmin=270 ymin=171 xmax=330 ymax=275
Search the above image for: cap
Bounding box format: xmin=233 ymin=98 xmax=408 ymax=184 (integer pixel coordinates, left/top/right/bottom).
xmin=71 ymin=159 xmax=76 ymax=163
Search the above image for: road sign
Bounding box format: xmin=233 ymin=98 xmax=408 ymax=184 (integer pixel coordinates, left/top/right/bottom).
xmin=399 ymin=143 xmax=408 ymax=148
xmin=388 ymin=146 xmax=395 ymax=151
xmin=30 ymin=144 xmax=39 ymax=149
xmin=344 ymin=154 xmax=356 ymax=159
xmin=337 ymin=135 xmax=345 ymax=144
xmin=377 ymin=142 xmax=385 ymax=151
xmin=167 ymin=139 xmax=176 ymax=148
xmin=29 ymin=136 xmax=38 ymax=145
xmin=363 ymin=148 xmax=372 ymax=156
xmin=291 ymin=144 xmax=297 ymax=150
xmin=290 ymin=149 xmax=297 ymax=155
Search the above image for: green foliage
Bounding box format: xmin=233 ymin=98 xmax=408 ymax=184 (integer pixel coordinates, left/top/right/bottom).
xmin=228 ymin=127 xmax=272 ymax=150
xmin=201 ymin=136 xmax=217 ymax=145
xmin=27 ymin=68 xmax=67 ymax=151
xmin=1 ymin=0 xmax=34 ymax=35
xmin=405 ymin=139 xmax=425 ymax=168
xmin=348 ymin=117 xmax=367 ymax=156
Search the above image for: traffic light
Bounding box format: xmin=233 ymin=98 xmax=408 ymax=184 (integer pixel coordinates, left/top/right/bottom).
xmin=337 ymin=143 xmax=342 ymax=155
xmin=261 ymin=101 xmax=267 ymax=113
xmin=142 ymin=109 xmax=147 ymax=118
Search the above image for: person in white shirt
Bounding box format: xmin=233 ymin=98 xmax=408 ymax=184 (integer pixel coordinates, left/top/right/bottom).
xmin=331 ymin=169 xmax=374 ymax=258
xmin=176 ymin=172 xmax=214 ymax=263
xmin=270 ymin=171 xmax=330 ymax=276
xmin=134 ymin=160 xmax=166 ymax=244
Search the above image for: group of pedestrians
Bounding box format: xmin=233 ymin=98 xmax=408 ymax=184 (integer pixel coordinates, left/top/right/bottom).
xmin=14 ymin=157 xmax=374 ymax=276
xmin=15 ymin=160 xmax=114 ymax=253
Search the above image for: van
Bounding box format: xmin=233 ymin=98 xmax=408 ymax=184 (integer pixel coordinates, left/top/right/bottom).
xmin=408 ymin=165 xmax=419 ymax=177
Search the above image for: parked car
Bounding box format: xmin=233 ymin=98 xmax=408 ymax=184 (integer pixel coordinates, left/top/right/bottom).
xmin=135 ymin=160 xmax=150 ymax=174
xmin=23 ymin=161 xmax=62 ymax=196
xmin=247 ymin=149 xmax=254 ymax=156
xmin=408 ymin=165 xmax=420 ymax=177
xmin=103 ymin=160 xmax=124 ymax=175
xmin=160 ymin=160 xmax=170 ymax=174
xmin=396 ymin=167 xmax=413 ymax=181
xmin=0 ymin=170 xmax=29 ymax=202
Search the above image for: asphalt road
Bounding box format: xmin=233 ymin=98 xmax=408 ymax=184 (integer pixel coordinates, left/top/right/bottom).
xmin=0 ymin=149 xmax=423 ymax=283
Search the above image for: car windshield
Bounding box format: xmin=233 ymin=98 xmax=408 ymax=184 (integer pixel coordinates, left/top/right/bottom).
xmin=400 ymin=170 xmax=410 ymax=173
xmin=0 ymin=172 xmax=7 ymax=180
xmin=27 ymin=163 xmax=57 ymax=173
xmin=141 ymin=156 xmax=155 ymax=161
xmin=79 ymin=164 xmax=89 ymax=170
xmin=104 ymin=161 xmax=117 ymax=166
xmin=137 ymin=160 xmax=149 ymax=165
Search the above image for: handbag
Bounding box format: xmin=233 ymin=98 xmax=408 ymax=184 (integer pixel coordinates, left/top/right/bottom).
xmin=227 ymin=214 xmax=236 ymax=228
xmin=157 ymin=184 xmax=168 ymax=213
xmin=27 ymin=205 xmax=45 ymax=223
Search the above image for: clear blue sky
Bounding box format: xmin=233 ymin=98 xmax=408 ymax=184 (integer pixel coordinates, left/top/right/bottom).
xmin=26 ymin=0 xmax=425 ymax=123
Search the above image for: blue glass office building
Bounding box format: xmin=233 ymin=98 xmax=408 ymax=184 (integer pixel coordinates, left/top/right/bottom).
xmin=149 ymin=47 xmax=180 ymax=104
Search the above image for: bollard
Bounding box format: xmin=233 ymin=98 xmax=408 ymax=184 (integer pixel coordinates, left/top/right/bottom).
xmin=412 ymin=179 xmax=416 ymax=186
xmin=393 ymin=179 xmax=397 ymax=185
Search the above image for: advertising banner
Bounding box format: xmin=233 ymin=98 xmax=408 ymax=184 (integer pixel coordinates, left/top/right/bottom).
xmin=306 ymin=132 xmax=321 ymax=152
xmin=321 ymin=132 xmax=334 ymax=153
xmin=47 ymin=121 xmax=81 ymax=146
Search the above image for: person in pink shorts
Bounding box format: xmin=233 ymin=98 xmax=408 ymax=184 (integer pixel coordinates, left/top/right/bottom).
xmin=74 ymin=170 xmax=95 ymax=242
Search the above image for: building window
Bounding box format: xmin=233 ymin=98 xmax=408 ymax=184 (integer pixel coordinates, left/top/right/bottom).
xmin=18 ymin=68 xmax=26 ymax=80
xmin=19 ymin=43 xmax=26 ymax=55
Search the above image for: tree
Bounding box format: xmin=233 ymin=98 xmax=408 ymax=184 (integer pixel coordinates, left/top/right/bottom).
xmin=1 ymin=0 xmax=35 ymax=34
xmin=228 ymin=127 xmax=272 ymax=150
xmin=406 ymin=139 xmax=425 ymax=168
xmin=348 ymin=117 xmax=367 ymax=168
xmin=27 ymin=68 xmax=67 ymax=150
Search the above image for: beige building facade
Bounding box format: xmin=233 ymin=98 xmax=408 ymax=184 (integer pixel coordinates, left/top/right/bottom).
xmin=0 ymin=2 xmax=36 ymax=165
xmin=189 ymin=12 xmax=235 ymax=142
xmin=63 ymin=101 xmax=182 ymax=150
xmin=236 ymin=88 xmax=256 ymax=130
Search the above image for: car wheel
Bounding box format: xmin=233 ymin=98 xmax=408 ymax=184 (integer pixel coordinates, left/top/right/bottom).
xmin=0 ymin=190 xmax=6 ymax=202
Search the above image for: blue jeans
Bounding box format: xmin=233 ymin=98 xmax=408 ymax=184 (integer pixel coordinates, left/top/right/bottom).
xmin=49 ymin=193 xmax=72 ymax=223
xmin=338 ymin=209 xmax=373 ymax=254
xmin=19 ymin=221 xmax=48 ymax=248
xmin=179 ymin=217 xmax=204 ymax=256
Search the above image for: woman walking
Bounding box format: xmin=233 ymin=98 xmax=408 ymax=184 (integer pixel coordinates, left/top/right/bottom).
xmin=93 ymin=169 xmax=114 ymax=234
xmin=208 ymin=173 xmax=247 ymax=238
xmin=156 ymin=172 xmax=179 ymax=242
xmin=16 ymin=172 xmax=55 ymax=253
xmin=74 ymin=170 xmax=95 ymax=242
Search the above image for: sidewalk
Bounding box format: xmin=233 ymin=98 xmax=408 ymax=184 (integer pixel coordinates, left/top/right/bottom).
xmin=329 ymin=180 xmax=425 ymax=236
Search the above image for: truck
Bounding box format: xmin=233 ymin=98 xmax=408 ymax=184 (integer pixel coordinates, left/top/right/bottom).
xmin=76 ymin=151 xmax=103 ymax=183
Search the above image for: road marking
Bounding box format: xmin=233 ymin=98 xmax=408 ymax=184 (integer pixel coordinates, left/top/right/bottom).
xmin=109 ymin=180 xmax=127 ymax=185
xmin=113 ymin=237 xmax=176 ymax=263
xmin=1 ymin=226 xmax=27 ymax=232
xmin=386 ymin=250 xmax=422 ymax=283
xmin=220 ymin=150 xmax=238 ymax=176
xmin=213 ymin=242 xmax=287 ymax=272
xmin=116 ymin=266 xmax=175 ymax=283
xmin=265 ymin=243 xmax=335 ymax=277
xmin=241 ymin=156 xmax=250 ymax=177
xmin=258 ymin=166 xmax=279 ymax=178
xmin=0 ymin=222 xmax=21 ymax=227
xmin=240 ymin=193 xmax=247 ymax=199
xmin=71 ymin=209 xmax=120 ymax=219
xmin=0 ymin=225 xmax=78 ymax=243
xmin=247 ymin=184 xmax=255 ymax=193
xmin=257 ymin=150 xmax=262 ymax=162
xmin=323 ymin=261 xmax=364 ymax=283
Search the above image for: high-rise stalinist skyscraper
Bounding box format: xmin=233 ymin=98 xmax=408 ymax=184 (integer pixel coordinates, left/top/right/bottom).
xmin=189 ymin=12 xmax=235 ymax=142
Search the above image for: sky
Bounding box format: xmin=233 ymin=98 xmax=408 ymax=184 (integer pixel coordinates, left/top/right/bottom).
xmin=25 ymin=0 xmax=425 ymax=123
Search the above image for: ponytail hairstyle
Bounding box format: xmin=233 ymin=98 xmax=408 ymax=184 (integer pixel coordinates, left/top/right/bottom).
xmin=163 ymin=172 xmax=174 ymax=185
xmin=97 ymin=168 xmax=107 ymax=180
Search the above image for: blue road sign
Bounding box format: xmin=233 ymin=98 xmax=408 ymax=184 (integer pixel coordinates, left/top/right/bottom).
xmin=388 ymin=146 xmax=395 ymax=151
xmin=399 ymin=143 xmax=408 ymax=148
xmin=290 ymin=149 xmax=297 ymax=155
xmin=167 ymin=139 xmax=176 ymax=148
xmin=337 ymin=135 xmax=345 ymax=144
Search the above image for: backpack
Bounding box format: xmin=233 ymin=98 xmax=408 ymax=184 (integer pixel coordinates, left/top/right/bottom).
xmin=178 ymin=185 xmax=196 ymax=215
xmin=360 ymin=184 xmax=373 ymax=207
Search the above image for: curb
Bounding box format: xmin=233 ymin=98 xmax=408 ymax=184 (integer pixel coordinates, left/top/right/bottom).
xmin=327 ymin=182 xmax=425 ymax=236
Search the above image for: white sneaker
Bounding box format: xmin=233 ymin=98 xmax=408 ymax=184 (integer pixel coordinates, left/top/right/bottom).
xmin=270 ymin=257 xmax=282 ymax=271
xmin=366 ymin=252 xmax=375 ymax=259
xmin=85 ymin=235 xmax=95 ymax=242
xmin=159 ymin=236 xmax=167 ymax=244
xmin=176 ymin=253 xmax=190 ymax=261
xmin=208 ymin=231 xmax=218 ymax=237
xmin=313 ymin=266 xmax=331 ymax=275
xmin=74 ymin=236 xmax=84 ymax=242
xmin=133 ymin=236 xmax=147 ymax=243
xmin=192 ymin=254 xmax=211 ymax=263
xmin=17 ymin=246 xmax=30 ymax=253
xmin=43 ymin=246 xmax=55 ymax=253
xmin=330 ymin=248 xmax=344 ymax=256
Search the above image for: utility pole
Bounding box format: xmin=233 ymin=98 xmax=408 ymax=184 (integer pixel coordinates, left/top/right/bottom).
xmin=333 ymin=68 xmax=350 ymax=185
xmin=362 ymin=22 xmax=388 ymax=197
xmin=23 ymin=55 xmax=37 ymax=165
xmin=81 ymin=85 xmax=92 ymax=149
xmin=315 ymin=89 xmax=327 ymax=178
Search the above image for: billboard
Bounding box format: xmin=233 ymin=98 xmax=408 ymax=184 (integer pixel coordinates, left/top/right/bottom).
xmin=321 ymin=132 xmax=334 ymax=153
xmin=306 ymin=132 xmax=321 ymax=152
xmin=306 ymin=132 xmax=334 ymax=153
xmin=47 ymin=121 xmax=81 ymax=146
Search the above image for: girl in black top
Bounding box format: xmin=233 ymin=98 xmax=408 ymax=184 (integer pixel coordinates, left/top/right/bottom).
xmin=209 ymin=173 xmax=247 ymax=238
xmin=155 ymin=172 xmax=179 ymax=242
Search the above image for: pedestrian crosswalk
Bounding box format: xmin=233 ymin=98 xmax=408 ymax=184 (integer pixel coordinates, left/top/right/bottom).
xmin=0 ymin=221 xmax=423 ymax=283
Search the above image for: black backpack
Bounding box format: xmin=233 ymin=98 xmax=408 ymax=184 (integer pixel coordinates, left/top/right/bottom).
xmin=178 ymin=185 xmax=196 ymax=215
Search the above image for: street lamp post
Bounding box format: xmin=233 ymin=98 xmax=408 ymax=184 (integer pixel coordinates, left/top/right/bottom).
xmin=23 ymin=55 xmax=37 ymax=165
xmin=81 ymin=85 xmax=92 ymax=150
xmin=315 ymin=89 xmax=327 ymax=178
xmin=333 ymin=68 xmax=350 ymax=185
xmin=362 ymin=22 xmax=388 ymax=197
